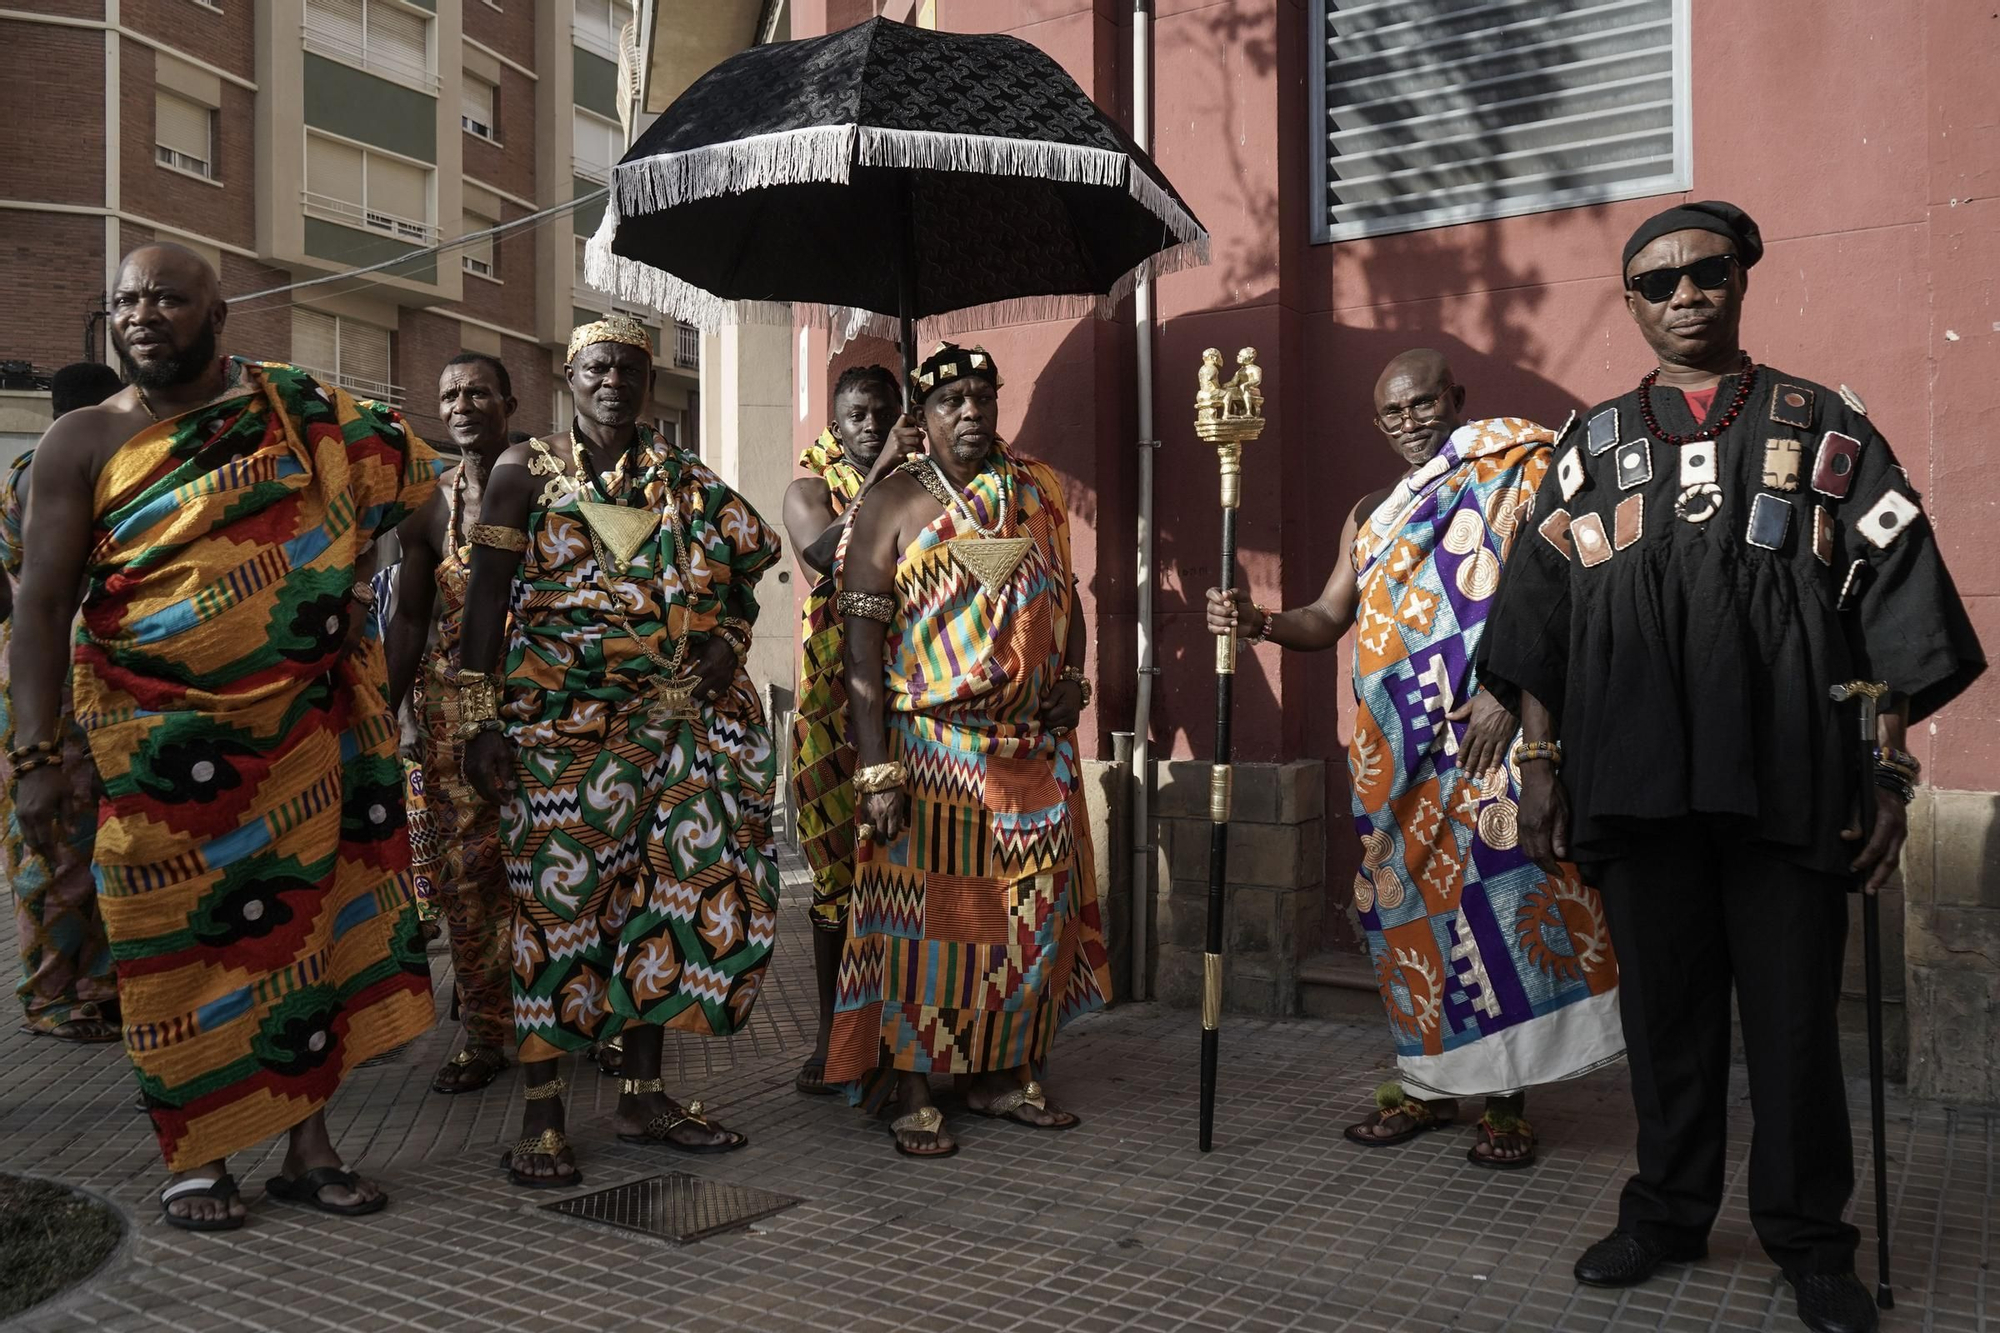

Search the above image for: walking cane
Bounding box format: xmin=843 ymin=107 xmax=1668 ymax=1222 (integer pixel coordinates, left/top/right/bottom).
xmin=1194 ymin=348 xmax=1266 ymax=1152
xmin=1828 ymin=679 xmax=1895 ymax=1311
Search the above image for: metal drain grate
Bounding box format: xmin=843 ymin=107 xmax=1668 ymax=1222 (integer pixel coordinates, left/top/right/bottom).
xmin=541 ymin=1172 xmax=801 ymax=1244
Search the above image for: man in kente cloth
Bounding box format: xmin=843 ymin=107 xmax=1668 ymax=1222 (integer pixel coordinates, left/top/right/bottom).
xmin=1207 ymin=349 xmax=1622 ymax=1170
xmin=827 ymin=342 xmax=1113 ymax=1158
xmin=1480 ymin=201 xmax=1985 ymax=1333
xmin=10 ymin=244 xmax=441 ymax=1231
xmin=1 ymin=362 xmax=124 ymax=1043
xmin=457 ymin=314 xmax=782 ymax=1188
xmin=385 ymin=353 xmax=522 ymax=1096
xmin=780 ymin=362 xmax=917 ymax=1095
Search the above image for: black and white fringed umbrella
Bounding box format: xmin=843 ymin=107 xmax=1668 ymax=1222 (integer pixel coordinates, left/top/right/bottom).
xmin=583 ymin=16 xmax=1207 ymax=367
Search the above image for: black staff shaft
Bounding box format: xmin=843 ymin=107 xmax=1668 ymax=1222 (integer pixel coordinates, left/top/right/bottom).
xmin=1856 ymin=715 xmax=1895 ymax=1310
xmin=1199 ymin=504 xmax=1238 ymax=1153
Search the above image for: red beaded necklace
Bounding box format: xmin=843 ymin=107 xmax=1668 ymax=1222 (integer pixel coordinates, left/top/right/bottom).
xmin=1636 ymin=352 xmax=1758 ymax=445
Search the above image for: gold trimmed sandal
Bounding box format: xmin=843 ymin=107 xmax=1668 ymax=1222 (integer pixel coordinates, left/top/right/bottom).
xmin=500 ymin=1076 xmax=582 ymax=1188
xmin=969 ymin=1080 xmax=1080 ymax=1131
xmin=887 ymin=1103 xmax=959 ymax=1159
xmin=614 ymin=1078 xmax=747 ymax=1154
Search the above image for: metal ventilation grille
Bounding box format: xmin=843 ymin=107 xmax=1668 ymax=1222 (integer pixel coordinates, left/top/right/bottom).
xmin=1311 ymin=0 xmax=1688 ymax=242
xmin=542 ymin=1172 xmax=802 ymax=1244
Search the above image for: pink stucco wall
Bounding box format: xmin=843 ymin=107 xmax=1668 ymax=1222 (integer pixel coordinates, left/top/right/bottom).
xmin=788 ymin=0 xmax=1999 ymax=937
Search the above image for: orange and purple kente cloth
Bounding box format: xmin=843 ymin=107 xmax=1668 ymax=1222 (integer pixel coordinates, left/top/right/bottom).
xmin=1348 ymin=417 xmax=1621 ymax=1097
xmin=74 ymin=359 xmax=440 ymax=1170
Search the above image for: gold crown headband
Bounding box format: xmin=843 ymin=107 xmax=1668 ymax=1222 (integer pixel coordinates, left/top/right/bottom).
xmin=566 ymin=314 xmax=653 ymax=366
xmin=912 ymin=342 xmax=1001 ymax=401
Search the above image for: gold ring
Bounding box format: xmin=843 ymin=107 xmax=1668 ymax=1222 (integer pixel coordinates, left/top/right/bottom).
xmin=855 ymin=823 xmax=874 ymax=841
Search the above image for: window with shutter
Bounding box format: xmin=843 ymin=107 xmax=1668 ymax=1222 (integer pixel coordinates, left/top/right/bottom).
xmin=462 ymin=212 xmax=496 ymax=277
xmin=462 ymin=77 xmax=496 ymax=140
xmin=304 ymin=0 xmax=435 ymax=92
xmin=292 ymin=309 xmax=339 ymax=376
xmin=305 ymin=133 xmax=364 ymax=206
xmin=366 ymin=154 xmax=429 ymax=240
xmin=573 ymin=110 xmax=617 ymax=182
xmin=154 ymin=92 xmax=214 ymax=178
xmin=1309 ymin=0 xmax=1689 ymax=243
xmin=573 ymin=0 xmax=631 ymax=60
xmin=293 ymin=310 xmax=398 ymax=404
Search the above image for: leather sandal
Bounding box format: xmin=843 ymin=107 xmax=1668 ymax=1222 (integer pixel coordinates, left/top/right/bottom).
xmin=1344 ymin=1081 xmax=1456 ymax=1147
xmin=888 ymin=1104 xmax=958 ymax=1158
xmin=615 ymin=1078 xmax=747 ymax=1154
xmin=969 ymin=1080 xmax=1079 ymax=1130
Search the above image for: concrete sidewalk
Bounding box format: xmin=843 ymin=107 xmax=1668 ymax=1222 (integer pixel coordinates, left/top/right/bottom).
xmin=1 ymin=851 xmax=1990 ymax=1332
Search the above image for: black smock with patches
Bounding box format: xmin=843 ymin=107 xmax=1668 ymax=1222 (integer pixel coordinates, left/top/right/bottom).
xmin=1480 ymin=365 xmax=1985 ymax=876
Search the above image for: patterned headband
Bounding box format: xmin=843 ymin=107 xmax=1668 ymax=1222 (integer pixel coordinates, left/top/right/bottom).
xmin=912 ymin=342 xmax=1001 ymax=403
xmin=566 ymin=313 xmax=653 ymax=366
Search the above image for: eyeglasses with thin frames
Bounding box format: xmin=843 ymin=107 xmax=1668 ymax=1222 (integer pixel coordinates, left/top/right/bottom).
xmin=1376 ymin=389 xmax=1454 ymax=432
xmin=1626 ymin=253 xmax=1738 ymax=304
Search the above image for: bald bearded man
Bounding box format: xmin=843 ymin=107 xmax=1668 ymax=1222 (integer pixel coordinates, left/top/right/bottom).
xmin=1207 ymin=349 xmax=1623 ymax=1170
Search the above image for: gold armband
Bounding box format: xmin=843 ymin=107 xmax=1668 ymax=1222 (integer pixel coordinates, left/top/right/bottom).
xmin=469 ymin=523 xmax=529 ymax=553
xmin=837 ymin=590 xmax=895 ymax=623
xmin=851 ymin=760 xmax=908 ymax=795
xmin=1059 ymin=665 xmax=1093 ymax=708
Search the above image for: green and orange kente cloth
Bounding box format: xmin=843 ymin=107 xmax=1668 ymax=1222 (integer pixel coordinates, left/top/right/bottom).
xmin=502 ymin=427 xmax=782 ymax=1060
xmin=824 ymin=445 xmax=1112 ymax=1107
xmin=74 ymin=360 xmax=440 ymax=1170
xmin=791 ymin=429 xmax=866 ymax=934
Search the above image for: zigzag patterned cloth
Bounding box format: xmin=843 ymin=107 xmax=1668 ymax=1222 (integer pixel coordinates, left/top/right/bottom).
xmin=73 ymin=361 xmax=440 ymax=1170
xmin=790 ymin=430 xmax=865 ymax=933
xmin=501 ymin=428 xmax=782 ymax=1060
xmin=1348 ymin=418 xmax=1621 ymax=1097
xmin=825 ymin=447 xmax=1111 ymax=1107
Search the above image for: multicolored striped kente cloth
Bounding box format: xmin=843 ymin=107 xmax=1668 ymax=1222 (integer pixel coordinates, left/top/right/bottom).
xmin=791 ymin=429 xmax=866 ymax=933
xmin=825 ymin=446 xmax=1112 ymax=1107
xmin=73 ymin=360 xmax=441 ymax=1170
xmin=502 ymin=428 xmax=782 ymax=1060
xmin=0 ymin=449 xmax=117 ymax=1031
xmin=1348 ymin=417 xmax=1621 ymax=1096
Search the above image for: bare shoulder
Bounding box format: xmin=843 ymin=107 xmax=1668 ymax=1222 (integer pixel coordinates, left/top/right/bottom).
xmin=493 ymin=436 xmax=541 ymax=472
xmin=1351 ymin=487 xmax=1392 ymax=530
xmin=37 ymin=393 xmax=150 ymax=479
xmin=786 ymin=474 xmax=832 ymax=505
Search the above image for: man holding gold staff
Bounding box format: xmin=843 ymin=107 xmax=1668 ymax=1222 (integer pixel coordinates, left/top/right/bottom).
xmin=826 ymin=342 xmax=1112 ymax=1158
xmin=455 ymin=314 xmax=783 ymax=1189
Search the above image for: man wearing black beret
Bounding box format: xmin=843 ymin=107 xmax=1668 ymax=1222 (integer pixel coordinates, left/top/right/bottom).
xmin=1479 ymin=200 xmax=1985 ymax=1333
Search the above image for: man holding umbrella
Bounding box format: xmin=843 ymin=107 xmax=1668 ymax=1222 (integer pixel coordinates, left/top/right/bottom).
xmin=1479 ymin=201 xmax=1984 ymax=1333
xmin=826 ymin=343 xmax=1112 ymax=1157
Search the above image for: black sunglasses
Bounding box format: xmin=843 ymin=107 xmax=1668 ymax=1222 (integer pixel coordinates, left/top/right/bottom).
xmin=1626 ymin=253 xmax=1738 ymax=303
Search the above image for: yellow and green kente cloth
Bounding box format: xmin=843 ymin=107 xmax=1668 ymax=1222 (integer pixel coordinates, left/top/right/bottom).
xmin=791 ymin=429 xmax=866 ymax=934
xmin=502 ymin=427 xmax=783 ymax=1060
xmin=74 ymin=359 xmax=441 ymax=1171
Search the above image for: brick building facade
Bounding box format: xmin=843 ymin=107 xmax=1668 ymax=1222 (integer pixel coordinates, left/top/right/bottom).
xmin=0 ymin=1 xmax=699 ymax=460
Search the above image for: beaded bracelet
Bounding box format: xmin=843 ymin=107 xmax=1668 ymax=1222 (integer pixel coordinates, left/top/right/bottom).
xmin=6 ymin=737 xmax=60 ymax=767
xmin=9 ymin=751 xmax=63 ymax=778
xmin=1512 ymin=740 xmax=1563 ymax=770
xmin=1873 ymin=746 xmax=1920 ymax=780
xmin=1248 ymin=604 xmax=1276 ymax=645
xmin=838 ymin=590 xmax=895 ymax=623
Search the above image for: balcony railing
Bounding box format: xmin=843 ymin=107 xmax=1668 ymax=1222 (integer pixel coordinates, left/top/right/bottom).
xmin=571 ymin=155 xmax=612 ymax=185
xmin=293 ymin=363 xmax=403 ymax=407
xmin=302 ymin=190 xmax=440 ymax=247
xmin=302 ymin=20 xmax=440 ymax=94
xmin=673 ymin=322 xmax=699 ymax=371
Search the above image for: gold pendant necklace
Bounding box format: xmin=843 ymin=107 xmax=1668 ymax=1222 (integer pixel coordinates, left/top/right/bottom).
xmin=917 ymin=456 xmax=1031 ymax=595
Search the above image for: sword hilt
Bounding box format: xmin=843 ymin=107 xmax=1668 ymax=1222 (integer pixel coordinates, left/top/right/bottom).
xmin=1830 ymin=679 xmax=1889 ymax=743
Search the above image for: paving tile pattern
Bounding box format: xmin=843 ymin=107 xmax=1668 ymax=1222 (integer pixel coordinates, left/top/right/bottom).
xmin=1 ymin=850 xmax=1991 ymax=1332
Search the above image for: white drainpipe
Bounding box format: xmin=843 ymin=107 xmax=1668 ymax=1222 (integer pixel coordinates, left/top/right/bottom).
xmin=1129 ymin=0 xmax=1157 ymax=1002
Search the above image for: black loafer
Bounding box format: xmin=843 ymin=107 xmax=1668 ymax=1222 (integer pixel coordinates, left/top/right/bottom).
xmin=1572 ymin=1230 xmax=1707 ymax=1288
xmin=1788 ymin=1271 xmax=1879 ymax=1333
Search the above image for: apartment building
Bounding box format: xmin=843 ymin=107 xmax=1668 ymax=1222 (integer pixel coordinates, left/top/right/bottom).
xmin=0 ymin=0 xmax=699 ymax=460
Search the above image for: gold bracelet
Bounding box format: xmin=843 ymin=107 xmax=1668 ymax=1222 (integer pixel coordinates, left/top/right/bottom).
xmin=456 ymin=669 xmax=500 ymax=730
xmin=715 ymin=618 xmax=752 ymax=661
xmin=454 ymin=716 xmax=506 ymax=742
xmin=1059 ymin=665 xmax=1093 ymax=709
xmin=851 ymin=760 xmax=908 ymax=795
xmin=469 ymin=523 xmax=529 ymax=553
xmin=837 ymin=590 xmax=895 ymax=623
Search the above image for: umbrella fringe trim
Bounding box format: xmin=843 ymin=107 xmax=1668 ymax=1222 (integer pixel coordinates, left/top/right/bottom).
xmin=604 ymin=124 xmax=1205 ymax=249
